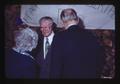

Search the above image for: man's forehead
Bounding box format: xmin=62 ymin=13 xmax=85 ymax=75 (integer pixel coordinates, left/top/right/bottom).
xmin=41 ymin=20 xmax=51 ymax=23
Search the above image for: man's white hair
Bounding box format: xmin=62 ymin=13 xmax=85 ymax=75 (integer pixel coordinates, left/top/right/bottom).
xmin=14 ymin=27 xmax=38 ymax=52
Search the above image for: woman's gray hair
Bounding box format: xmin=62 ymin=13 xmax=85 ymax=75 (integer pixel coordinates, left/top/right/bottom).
xmin=60 ymin=8 xmax=78 ymax=22
xmin=14 ymin=27 xmax=38 ymax=52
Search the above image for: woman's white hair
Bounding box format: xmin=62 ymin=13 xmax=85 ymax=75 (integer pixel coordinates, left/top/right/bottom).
xmin=14 ymin=27 xmax=38 ymax=52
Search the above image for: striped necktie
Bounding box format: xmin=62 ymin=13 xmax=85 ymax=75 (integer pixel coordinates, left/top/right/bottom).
xmin=45 ymin=37 xmax=50 ymax=58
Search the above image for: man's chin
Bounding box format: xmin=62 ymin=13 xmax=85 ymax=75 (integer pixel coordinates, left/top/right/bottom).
xmin=44 ymin=34 xmax=50 ymax=37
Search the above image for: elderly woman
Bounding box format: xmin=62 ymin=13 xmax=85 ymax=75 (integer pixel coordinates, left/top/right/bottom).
xmin=5 ymin=27 xmax=39 ymax=78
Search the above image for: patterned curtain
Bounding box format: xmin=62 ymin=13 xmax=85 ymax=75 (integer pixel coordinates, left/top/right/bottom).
xmin=91 ymin=29 xmax=115 ymax=79
xmin=5 ymin=5 xmax=20 ymax=48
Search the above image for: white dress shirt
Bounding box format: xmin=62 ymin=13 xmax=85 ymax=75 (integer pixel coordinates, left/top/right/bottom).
xmin=43 ymin=31 xmax=54 ymax=59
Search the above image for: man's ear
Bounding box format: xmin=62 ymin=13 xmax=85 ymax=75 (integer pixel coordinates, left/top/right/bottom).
xmin=52 ymin=22 xmax=57 ymax=28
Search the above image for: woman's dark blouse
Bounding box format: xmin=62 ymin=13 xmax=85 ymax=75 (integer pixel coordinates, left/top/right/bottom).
xmin=5 ymin=48 xmax=39 ymax=78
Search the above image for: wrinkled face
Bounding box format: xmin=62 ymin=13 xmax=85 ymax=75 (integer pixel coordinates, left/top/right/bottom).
xmin=40 ymin=20 xmax=53 ymax=37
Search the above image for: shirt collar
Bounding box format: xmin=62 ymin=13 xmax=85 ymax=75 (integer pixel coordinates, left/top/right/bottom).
xmin=44 ymin=31 xmax=54 ymax=45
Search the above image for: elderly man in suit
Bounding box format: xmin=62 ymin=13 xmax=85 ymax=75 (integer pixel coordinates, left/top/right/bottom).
xmin=50 ymin=8 xmax=105 ymax=78
xmin=35 ymin=16 xmax=56 ymax=79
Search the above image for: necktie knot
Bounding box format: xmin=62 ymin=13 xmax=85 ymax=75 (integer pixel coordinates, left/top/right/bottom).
xmin=46 ymin=38 xmax=49 ymax=46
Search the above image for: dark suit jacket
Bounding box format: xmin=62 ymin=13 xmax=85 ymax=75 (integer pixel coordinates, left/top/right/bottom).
xmin=35 ymin=37 xmax=52 ymax=79
xmin=50 ymin=25 xmax=105 ymax=78
xmin=5 ymin=48 xmax=39 ymax=78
